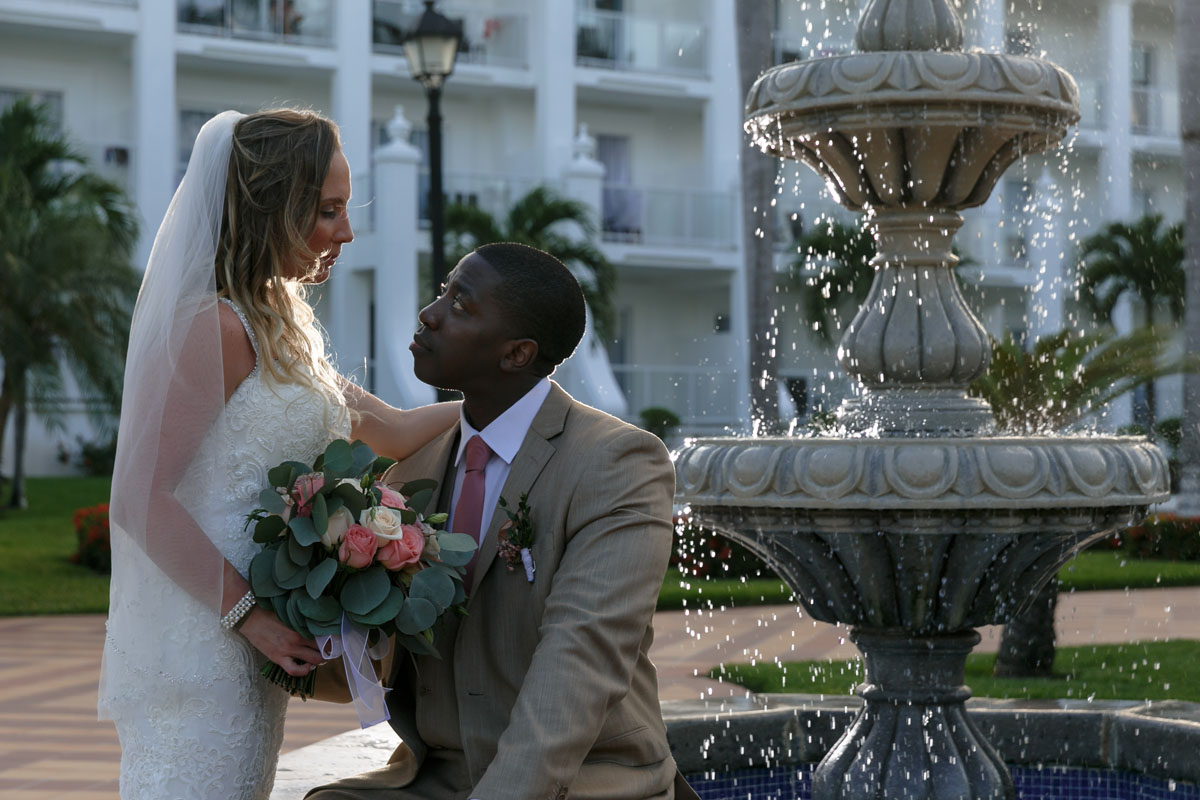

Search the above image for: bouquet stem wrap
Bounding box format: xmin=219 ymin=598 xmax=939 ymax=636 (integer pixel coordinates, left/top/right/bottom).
xmin=318 ymin=614 xmax=392 ymax=728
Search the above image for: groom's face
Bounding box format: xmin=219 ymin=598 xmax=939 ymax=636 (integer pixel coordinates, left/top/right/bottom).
xmin=410 ymin=253 xmax=514 ymax=393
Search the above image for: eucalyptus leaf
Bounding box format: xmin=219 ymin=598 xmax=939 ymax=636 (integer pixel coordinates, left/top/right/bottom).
xmin=437 ymin=532 xmax=478 ymax=553
xmin=270 ymin=593 xmax=289 ymax=622
xmin=436 ymin=548 xmax=473 ymax=568
xmin=332 ymin=483 xmax=370 ymax=517
xmin=250 ymin=547 xmax=284 ymax=597
xmin=287 ymin=534 xmax=314 ymax=566
xmin=398 ymin=632 xmax=440 ymax=658
xmin=286 ymin=590 xmax=312 ymax=638
xmin=395 ymin=597 xmax=437 ymax=635
xmin=325 ymin=495 xmax=344 ymax=518
xmin=306 ymin=557 xmax=339 ymax=599
xmin=275 ymin=546 xmax=309 ymax=590
xmin=350 ymin=585 xmax=407 ymax=627
xmin=350 ymin=441 xmax=377 ymax=477
xmin=289 ymin=516 xmax=321 ymax=547
xmin=372 ymin=455 xmax=398 ymax=477
xmin=253 ymin=514 xmax=287 ymax=544
xmin=312 ymin=493 xmax=329 ymax=536
xmin=340 ymin=566 xmax=391 ymax=615
xmin=410 ymin=568 xmax=456 ymax=611
xmin=399 ymin=478 xmax=437 ymax=495
xmin=407 ymin=488 xmax=433 ymax=515
xmin=309 ymin=620 xmax=343 ymax=637
xmin=323 ymin=439 xmax=354 ymax=477
xmin=258 ymin=488 xmax=286 ymax=515
xmin=296 ymin=592 xmax=342 ymax=625
xmin=399 ymin=508 xmax=417 ymax=524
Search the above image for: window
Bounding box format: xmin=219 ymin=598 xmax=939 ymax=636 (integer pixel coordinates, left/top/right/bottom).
xmin=1131 ymin=43 xmax=1155 ymax=132
xmin=0 ymin=88 xmax=64 ymax=131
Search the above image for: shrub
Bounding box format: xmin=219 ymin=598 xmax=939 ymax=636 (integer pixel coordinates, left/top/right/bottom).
xmin=1110 ymin=513 xmax=1200 ymax=562
xmin=671 ymin=512 xmax=776 ymax=580
xmin=76 ymin=434 xmax=118 ymax=476
xmin=639 ymin=407 xmax=681 ymax=441
xmin=70 ymin=503 xmax=111 ymax=574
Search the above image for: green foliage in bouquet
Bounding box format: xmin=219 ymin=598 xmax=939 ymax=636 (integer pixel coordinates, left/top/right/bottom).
xmin=244 ymin=439 xmax=478 ymax=695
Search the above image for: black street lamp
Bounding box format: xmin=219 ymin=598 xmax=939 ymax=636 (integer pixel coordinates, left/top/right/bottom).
xmin=404 ymin=0 xmax=462 ymax=303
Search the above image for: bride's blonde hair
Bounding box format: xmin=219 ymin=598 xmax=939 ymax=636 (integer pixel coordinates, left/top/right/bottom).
xmin=215 ymin=108 xmax=344 ymax=409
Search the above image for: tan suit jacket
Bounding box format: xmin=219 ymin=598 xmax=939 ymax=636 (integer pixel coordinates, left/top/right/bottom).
xmin=311 ymin=383 xmax=688 ymax=800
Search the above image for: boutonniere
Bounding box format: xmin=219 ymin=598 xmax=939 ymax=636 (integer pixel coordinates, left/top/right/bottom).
xmin=497 ymin=493 xmax=535 ymax=582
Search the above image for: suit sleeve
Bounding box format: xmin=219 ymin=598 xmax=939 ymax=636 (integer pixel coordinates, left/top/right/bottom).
xmin=471 ymin=426 xmax=675 ymax=799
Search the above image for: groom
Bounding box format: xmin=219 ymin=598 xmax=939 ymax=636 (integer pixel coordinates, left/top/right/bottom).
xmin=309 ymin=242 xmax=695 ymax=799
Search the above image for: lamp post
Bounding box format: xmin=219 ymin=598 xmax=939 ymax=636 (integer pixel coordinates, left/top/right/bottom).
xmin=403 ymin=0 xmax=462 ymax=303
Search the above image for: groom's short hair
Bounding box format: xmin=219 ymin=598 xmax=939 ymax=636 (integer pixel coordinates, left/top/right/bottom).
xmin=475 ymin=243 xmax=586 ymax=377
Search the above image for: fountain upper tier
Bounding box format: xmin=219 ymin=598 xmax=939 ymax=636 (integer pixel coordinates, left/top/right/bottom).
xmin=745 ymin=35 xmax=1079 ymax=213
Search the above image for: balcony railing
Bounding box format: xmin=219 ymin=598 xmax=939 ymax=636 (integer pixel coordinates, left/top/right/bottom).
xmin=1132 ymin=86 xmax=1180 ymax=137
xmin=576 ymin=9 xmax=707 ymax=77
xmin=373 ymin=1 xmax=529 ymax=69
xmin=601 ymin=184 xmax=735 ymax=248
xmin=414 ymin=170 xmax=543 ymax=229
xmin=177 ymin=0 xmax=333 ymax=46
xmin=610 ymin=364 xmax=740 ymax=428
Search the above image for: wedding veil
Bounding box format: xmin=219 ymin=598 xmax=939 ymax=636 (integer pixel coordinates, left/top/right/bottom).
xmin=105 ymin=110 xmax=245 ymax=659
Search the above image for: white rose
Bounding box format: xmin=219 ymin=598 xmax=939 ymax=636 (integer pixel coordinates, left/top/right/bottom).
xmin=321 ymin=506 xmax=354 ymax=549
xmin=337 ymin=477 xmax=362 ymax=489
xmin=361 ymin=506 xmax=405 ymax=541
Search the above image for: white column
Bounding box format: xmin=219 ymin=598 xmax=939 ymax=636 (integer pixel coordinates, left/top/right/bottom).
xmin=971 ymin=0 xmax=1006 ymax=52
xmin=1102 ymin=0 xmax=1136 ymax=427
xmin=132 ymin=1 xmax=177 ymax=271
xmin=373 ymin=108 xmax=437 ymax=410
xmin=534 ymin=0 xmax=576 ymax=182
xmin=558 ymin=126 xmax=628 ymax=417
xmin=1028 ymin=167 xmax=1066 ymax=339
xmin=328 ymin=0 xmax=373 ymax=354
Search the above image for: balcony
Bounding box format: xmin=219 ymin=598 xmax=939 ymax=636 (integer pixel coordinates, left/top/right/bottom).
xmin=576 ymin=9 xmax=707 ymax=77
xmin=1132 ymin=86 xmax=1180 ymax=138
xmin=610 ymin=364 xmax=741 ymax=429
xmin=372 ymin=1 xmax=529 ymax=69
xmin=177 ymin=0 xmax=333 ymax=46
xmin=413 ymin=170 xmax=542 ymax=230
xmin=601 ymin=184 xmax=735 ymax=249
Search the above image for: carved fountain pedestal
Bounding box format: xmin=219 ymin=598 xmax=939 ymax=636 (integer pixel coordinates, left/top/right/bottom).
xmin=675 ymin=1 xmax=1169 ymax=797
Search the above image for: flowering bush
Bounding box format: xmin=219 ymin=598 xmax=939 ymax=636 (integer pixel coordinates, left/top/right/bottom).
xmin=245 ymin=438 xmax=476 ymax=696
xmin=1109 ymin=514 xmax=1200 ymax=561
xmin=70 ymin=503 xmax=111 ymax=574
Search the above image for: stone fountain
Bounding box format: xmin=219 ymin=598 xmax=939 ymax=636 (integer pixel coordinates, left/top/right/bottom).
xmin=675 ymin=0 xmax=1171 ymax=797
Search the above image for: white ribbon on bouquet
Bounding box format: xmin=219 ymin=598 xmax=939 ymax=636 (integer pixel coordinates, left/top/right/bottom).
xmin=318 ymin=614 xmax=392 ymax=728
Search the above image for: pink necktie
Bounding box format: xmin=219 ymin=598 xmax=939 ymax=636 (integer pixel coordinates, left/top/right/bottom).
xmin=455 ymin=435 xmax=491 ymax=589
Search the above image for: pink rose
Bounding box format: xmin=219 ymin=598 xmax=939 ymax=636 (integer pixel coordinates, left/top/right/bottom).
xmin=338 ymin=524 xmax=378 ymax=569
xmin=292 ymin=473 xmax=325 ymax=517
xmin=374 ymin=482 xmax=407 ymax=510
xmin=376 ymin=523 xmax=425 ymax=570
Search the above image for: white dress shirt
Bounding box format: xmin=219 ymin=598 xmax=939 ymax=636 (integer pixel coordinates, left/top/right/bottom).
xmin=446 ymin=378 xmax=552 ymax=545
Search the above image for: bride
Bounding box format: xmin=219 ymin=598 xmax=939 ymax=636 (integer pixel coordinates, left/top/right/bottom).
xmin=98 ymin=108 xmax=458 ymax=799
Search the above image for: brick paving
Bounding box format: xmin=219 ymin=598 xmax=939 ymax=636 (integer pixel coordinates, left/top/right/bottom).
xmin=3 ymin=587 xmax=1199 ymax=799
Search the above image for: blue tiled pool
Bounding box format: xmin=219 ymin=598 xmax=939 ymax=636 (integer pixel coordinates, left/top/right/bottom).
xmin=686 ymin=765 xmax=1200 ymax=800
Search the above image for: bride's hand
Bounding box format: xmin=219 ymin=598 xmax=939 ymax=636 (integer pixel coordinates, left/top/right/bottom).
xmin=238 ymin=607 xmax=325 ymax=677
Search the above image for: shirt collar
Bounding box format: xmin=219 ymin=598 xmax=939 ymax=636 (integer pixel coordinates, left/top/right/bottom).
xmin=455 ymin=378 xmax=552 ymax=467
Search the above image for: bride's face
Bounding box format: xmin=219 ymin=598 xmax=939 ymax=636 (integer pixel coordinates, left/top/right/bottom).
xmin=291 ymin=148 xmax=353 ymax=283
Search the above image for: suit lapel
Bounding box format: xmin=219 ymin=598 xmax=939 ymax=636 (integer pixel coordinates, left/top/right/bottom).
xmin=466 ymin=382 xmax=572 ymax=599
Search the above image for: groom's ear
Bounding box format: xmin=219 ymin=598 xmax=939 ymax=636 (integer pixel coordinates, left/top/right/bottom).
xmin=500 ymin=338 xmax=538 ymax=373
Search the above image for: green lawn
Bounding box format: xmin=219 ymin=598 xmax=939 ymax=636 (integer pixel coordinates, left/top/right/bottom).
xmin=0 ymin=476 xmax=112 ymax=614
xmin=711 ymin=640 xmax=1200 ymax=702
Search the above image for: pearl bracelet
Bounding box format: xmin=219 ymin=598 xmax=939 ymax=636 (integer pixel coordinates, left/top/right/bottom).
xmin=220 ymin=590 xmax=256 ymax=631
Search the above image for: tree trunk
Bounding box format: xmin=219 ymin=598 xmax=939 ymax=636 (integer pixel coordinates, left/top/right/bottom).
xmin=1176 ymin=0 xmax=1200 ymax=514
xmin=7 ymin=398 xmax=27 ymax=509
xmin=0 ymin=368 xmax=12 ymax=480
xmin=993 ymin=579 xmax=1058 ymax=678
xmin=735 ymin=0 xmax=782 ymax=434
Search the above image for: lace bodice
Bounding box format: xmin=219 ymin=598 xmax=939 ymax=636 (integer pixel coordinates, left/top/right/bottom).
xmin=102 ymin=299 xmax=351 ymax=800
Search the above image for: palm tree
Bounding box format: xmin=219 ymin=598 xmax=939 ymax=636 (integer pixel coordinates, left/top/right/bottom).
xmin=783 ymin=217 xmax=876 ymax=345
xmin=443 ymin=185 xmax=616 ymax=342
xmin=0 ymin=98 xmax=139 ymax=507
xmin=1075 ymin=214 xmax=1185 ymax=431
xmin=971 ymin=324 xmax=1199 ymax=677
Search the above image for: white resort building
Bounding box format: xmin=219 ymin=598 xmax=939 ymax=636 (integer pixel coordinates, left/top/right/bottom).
xmin=0 ymin=0 xmax=1185 ymax=475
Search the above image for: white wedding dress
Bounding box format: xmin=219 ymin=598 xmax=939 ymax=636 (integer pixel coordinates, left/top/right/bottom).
xmin=101 ymin=300 xmax=350 ymax=800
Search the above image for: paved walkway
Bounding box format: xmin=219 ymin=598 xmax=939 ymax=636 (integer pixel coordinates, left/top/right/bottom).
xmin=3 ymin=587 xmax=1199 ymax=799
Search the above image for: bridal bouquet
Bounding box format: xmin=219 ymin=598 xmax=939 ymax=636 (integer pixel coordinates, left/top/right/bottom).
xmin=245 ymin=439 xmax=477 ymax=700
